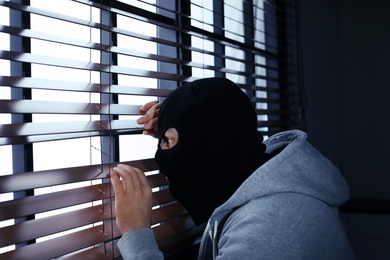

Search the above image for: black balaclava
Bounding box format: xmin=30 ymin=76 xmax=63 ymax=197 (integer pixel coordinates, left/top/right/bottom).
xmin=155 ymin=77 xmax=269 ymax=225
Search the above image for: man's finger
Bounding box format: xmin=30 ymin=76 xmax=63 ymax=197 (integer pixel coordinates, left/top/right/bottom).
xmin=114 ymin=164 xmax=143 ymax=190
xmin=110 ymin=169 xmax=124 ymax=196
xmin=139 ymin=100 xmax=159 ymax=113
xmin=143 ymin=117 xmax=158 ymax=131
xmin=132 ymin=167 xmax=151 ymax=190
xmin=137 ymin=108 xmax=160 ymax=125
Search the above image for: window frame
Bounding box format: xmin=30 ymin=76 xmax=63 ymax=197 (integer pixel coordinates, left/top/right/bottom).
xmin=0 ymin=0 xmax=304 ymax=258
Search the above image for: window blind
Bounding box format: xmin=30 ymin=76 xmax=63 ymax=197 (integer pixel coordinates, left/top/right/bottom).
xmin=0 ymin=0 xmax=304 ymax=258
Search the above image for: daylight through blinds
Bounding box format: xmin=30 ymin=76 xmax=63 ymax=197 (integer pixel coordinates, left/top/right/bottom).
xmin=0 ymin=0 xmax=303 ymax=258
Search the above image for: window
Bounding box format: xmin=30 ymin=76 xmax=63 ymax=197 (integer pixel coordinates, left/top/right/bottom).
xmin=0 ymin=0 xmax=304 ymax=258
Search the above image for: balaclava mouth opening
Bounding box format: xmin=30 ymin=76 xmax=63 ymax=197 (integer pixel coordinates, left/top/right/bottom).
xmin=155 ymin=77 xmax=268 ymax=225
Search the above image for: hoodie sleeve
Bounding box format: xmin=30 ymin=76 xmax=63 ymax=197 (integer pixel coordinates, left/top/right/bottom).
xmin=215 ymin=193 xmax=354 ymax=260
xmin=117 ymin=228 xmax=164 ymax=260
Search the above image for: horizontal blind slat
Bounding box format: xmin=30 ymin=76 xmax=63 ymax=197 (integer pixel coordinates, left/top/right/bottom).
xmin=0 ymin=100 xmax=141 ymax=115
xmin=0 ymin=24 xmax=297 ymax=75
xmin=0 ymin=25 xmax=285 ymax=73
xmin=154 ymin=215 xmax=195 ymax=242
xmin=68 ymin=219 xmax=205 ymax=260
xmin=1 ymin=215 xmax=196 ymax=259
xmin=0 ymin=76 xmax=172 ymax=96
xmin=0 ymin=130 xmax=144 ymax=146
xmin=0 ymin=7 xmax=295 ymax=67
xmin=105 ymin=2 xmax=285 ymax=60
xmin=152 ymin=189 xmax=175 ymax=207
xmin=87 ymin=0 xmax=290 ymax=55
xmin=0 ymin=75 xmax=299 ymax=99
xmin=151 ymin=202 xmax=188 ymax=225
xmin=0 ymin=50 xmax=196 ymax=82
xmin=0 ymin=183 xmax=110 ymax=221
xmin=0 ymin=200 xmax=186 ymax=248
xmin=0 ymin=203 xmax=113 ymax=247
xmin=157 ymin=223 xmax=206 ymax=253
xmin=0 ymin=159 xmax=160 ymax=193
xmin=0 ymin=50 xmax=100 ymax=71
xmin=1 ymin=0 xmax=297 ymax=66
xmin=0 ymin=24 xmax=96 ymax=50
xmin=0 ymin=185 xmax=174 ymax=221
xmin=0 ymin=120 xmax=141 ymax=137
xmin=0 ymin=0 xmax=108 ymax=31
xmin=63 ymin=239 xmax=120 ymax=260
xmin=1 ymin=223 xmax=118 ymax=259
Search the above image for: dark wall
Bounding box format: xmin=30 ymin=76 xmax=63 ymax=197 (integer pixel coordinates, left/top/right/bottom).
xmin=299 ymin=0 xmax=343 ymax=168
xmin=300 ymin=0 xmax=390 ymax=200
xmin=337 ymin=0 xmax=390 ymax=199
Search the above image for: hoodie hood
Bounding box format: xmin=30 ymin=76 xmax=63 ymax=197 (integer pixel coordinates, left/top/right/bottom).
xmin=209 ymin=130 xmax=350 ymax=223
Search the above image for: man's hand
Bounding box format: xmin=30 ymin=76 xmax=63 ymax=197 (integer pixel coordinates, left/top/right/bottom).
xmin=136 ymin=101 xmax=162 ymax=138
xmin=110 ymin=164 xmax=152 ymax=235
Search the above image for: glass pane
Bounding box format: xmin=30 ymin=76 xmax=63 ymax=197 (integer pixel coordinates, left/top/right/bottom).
xmin=116 ymin=9 xmax=158 ymax=161
xmin=224 ymin=0 xmax=244 ymax=43
xmin=191 ymin=36 xmax=215 ymax=78
xmin=119 ymin=134 xmax=157 ymax=161
xmin=33 ymin=137 xmax=102 ymax=171
xmin=254 ymin=0 xmax=266 ymax=50
xmin=225 ymin=46 xmax=245 ymax=84
xmin=118 ymin=0 xmax=156 ymax=12
xmin=191 ymin=0 xmax=214 ymax=32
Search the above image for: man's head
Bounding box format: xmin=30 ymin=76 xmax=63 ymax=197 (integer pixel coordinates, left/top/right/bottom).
xmin=155 ymin=77 xmax=267 ymax=224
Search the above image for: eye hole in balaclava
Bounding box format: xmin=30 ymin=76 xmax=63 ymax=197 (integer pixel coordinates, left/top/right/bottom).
xmin=155 ymin=77 xmax=268 ymax=225
xmin=159 ymin=128 xmax=178 ymax=150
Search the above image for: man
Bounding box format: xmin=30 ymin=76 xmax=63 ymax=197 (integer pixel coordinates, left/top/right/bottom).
xmin=110 ymin=77 xmax=354 ymax=259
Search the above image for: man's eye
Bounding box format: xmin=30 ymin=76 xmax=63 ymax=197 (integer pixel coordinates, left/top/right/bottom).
xmin=160 ymin=136 xmax=170 ymax=148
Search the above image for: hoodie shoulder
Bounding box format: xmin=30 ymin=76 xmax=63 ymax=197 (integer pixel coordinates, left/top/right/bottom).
xmin=211 ymin=130 xmax=350 ymax=221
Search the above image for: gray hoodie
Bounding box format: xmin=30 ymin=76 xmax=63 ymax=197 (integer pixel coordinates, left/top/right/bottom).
xmin=118 ymin=130 xmax=355 ymax=259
